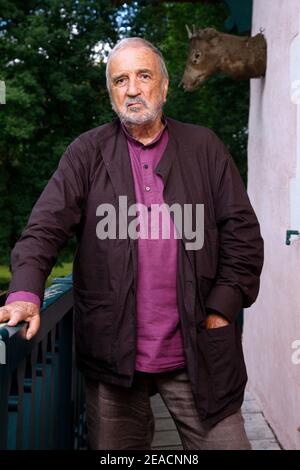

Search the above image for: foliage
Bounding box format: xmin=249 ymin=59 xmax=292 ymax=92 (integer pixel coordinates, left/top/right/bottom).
xmin=0 ymin=261 xmax=73 ymax=291
xmin=0 ymin=0 xmax=118 ymax=264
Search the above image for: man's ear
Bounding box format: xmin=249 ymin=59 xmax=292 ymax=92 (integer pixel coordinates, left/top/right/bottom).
xmin=163 ymin=78 xmax=169 ymax=101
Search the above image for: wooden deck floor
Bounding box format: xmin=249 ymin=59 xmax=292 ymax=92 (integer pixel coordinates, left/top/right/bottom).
xmin=150 ymin=389 xmax=282 ymax=450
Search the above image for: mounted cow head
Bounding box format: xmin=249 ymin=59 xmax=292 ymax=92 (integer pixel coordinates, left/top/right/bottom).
xmin=181 ymin=25 xmax=267 ymax=91
xmin=181 ymin=26 xmax=221 ymax=90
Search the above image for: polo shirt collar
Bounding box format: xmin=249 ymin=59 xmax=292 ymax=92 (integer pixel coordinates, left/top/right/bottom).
xmin=120 ymin=113 xmax=168 ymax=147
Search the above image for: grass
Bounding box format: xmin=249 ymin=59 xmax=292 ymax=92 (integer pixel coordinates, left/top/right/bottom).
xmin=0 ymin=261 xmax=73 ymax=293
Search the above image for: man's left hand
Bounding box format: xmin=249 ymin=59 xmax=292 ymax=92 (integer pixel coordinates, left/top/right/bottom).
xmin=206 ymin=313 xmax=230 ymax=329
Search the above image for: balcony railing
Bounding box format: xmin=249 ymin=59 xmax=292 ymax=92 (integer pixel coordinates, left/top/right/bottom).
xmin=0 ymin=274 xmax=86 ymax=450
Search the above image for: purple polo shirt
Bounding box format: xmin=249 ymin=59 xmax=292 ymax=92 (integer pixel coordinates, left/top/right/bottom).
xmin=6 ymin=119 xmax=187 ymax=373
xmin=121 ymin=119 xmax=186 ymax=372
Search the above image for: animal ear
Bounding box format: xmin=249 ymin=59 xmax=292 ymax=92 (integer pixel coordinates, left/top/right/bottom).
xmin=195 ymin=26 xmax=219 ymax=41
xmin=203 ymin=27 xmax=219 ymax=46
xmin=203 ymin=27 xmax=217 ymax=38
xmin=196 ymin=28 xmax=204 ymax=38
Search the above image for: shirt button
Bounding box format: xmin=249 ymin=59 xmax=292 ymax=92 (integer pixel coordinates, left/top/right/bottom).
xmin=144 ymin=164 xmax=148 ymax=169
xmin=148 ymin=206 xmax=151 ymax=212
xmin=145 ymin=186 xmax=151 ymax=192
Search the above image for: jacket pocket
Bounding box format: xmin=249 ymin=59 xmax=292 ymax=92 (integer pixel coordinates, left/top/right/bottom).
xmin=73 ymin=287 xmax=115 ymax=364
xmin=204 ymin=322 xmax=247 ymax=402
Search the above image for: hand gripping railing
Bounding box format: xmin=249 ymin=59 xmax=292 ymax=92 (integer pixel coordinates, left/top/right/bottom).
xmin=0 ymin=275 xmax=86 ymax=449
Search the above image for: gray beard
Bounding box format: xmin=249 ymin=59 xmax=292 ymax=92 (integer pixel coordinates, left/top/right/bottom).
xmin=110 ymin=97 xmax=165 ymax=126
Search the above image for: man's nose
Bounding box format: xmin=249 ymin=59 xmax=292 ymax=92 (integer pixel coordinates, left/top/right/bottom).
xmin=126 ymin=78 xmax=141 ymax=96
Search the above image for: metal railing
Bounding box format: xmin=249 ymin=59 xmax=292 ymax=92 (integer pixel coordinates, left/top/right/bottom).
xmin=0 ymin=275 xmax=86 ymax=450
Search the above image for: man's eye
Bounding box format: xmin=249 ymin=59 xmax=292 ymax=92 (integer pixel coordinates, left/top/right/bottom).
xmin=140 ymin=74 xmax=150 ymax=80
xmin=115 ymin=78 xmax=127 ymax=86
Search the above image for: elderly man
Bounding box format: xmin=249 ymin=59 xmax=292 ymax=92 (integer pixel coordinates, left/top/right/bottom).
xmin=0 ymin=37 xmax=263 ymax=450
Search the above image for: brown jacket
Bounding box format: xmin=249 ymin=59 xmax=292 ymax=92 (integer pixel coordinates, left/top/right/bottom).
xmin=7 ymin=115 xmax=264 ymax=429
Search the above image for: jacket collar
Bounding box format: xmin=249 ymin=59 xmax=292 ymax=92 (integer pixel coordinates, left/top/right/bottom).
xmin=100 ymin=114 xmax=178 ymax=203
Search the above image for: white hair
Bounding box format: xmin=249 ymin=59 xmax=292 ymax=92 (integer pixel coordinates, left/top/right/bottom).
xmin=106 ymin=37 xmax=169 ymax=92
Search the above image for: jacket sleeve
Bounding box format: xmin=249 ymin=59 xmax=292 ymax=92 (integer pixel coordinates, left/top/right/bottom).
xmin=204 ymin=131 xmax=264 ymax=323
xmin=6 ymin=139 xmax=88 ymax=306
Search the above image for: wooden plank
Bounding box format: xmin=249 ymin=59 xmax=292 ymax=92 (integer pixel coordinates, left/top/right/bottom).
xmin=152 ymin=430 xmax=182 ymax=447
xmin=150 ymin=389 xmax=282 ymax=450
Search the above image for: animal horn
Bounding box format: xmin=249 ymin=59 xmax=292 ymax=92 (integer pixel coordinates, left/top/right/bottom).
xmin=185 ymin=24 xmax=192 ymax=39
xmin=192 ymin=24 xmax=197 ymax=36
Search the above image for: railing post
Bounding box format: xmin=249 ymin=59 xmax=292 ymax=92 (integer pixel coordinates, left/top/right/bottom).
xmin=0 ymin=368 xmax=10 ymax=449
xmin=57 ymin=308 xmax=74 ymax=449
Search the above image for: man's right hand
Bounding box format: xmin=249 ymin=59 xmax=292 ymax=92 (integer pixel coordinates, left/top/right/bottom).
xmin=0 ymin=301 xmax=40 ymax=340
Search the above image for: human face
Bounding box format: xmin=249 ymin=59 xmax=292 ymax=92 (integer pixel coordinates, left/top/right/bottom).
xmin=107 ymin=46 xmax=169 ymax=126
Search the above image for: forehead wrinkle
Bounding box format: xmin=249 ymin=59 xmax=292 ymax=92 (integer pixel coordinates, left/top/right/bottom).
xmin=111 ymin=68 xmax=154 ymax=79
xmin=108 ymin=47 xmax=161 ymax=76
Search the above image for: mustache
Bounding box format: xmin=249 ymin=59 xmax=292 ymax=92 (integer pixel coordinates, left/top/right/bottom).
xmin=125 ymin=97 xmax=148 ymax=108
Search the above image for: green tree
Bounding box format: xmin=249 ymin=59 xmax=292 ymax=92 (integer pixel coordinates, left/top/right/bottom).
xmin=0 ymin=0 xmax=118 ymax=264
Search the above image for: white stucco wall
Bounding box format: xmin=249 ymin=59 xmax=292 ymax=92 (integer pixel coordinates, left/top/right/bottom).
xmin=244 ymin=0 xmax=300 ymax=450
